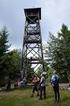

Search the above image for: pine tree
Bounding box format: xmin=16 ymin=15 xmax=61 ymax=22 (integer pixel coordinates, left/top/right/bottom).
xmin=0 ymin=27 xmax=9 ymax=56
xmin=0 ymin=27 xmax=9 ymax=84
xmin=48 ymin=24 xmax=70 ymax=82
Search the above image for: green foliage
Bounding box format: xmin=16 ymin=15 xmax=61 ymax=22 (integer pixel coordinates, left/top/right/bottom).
xmin=0 ymin=27 xmax=10 ymax=83
xmin=4 ymin=50 xmax=21 ymax=80
xmin=0 ymin=27 xmax=9 ymax=56
xmin=0 ymin=27 xmax=21 ymax=86
xmin=48 ymin=24 xmax=70 ymax=82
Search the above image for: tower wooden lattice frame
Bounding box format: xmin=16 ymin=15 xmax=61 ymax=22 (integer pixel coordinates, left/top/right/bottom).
xmin=21 ymin=8 xmax=45 ymax=78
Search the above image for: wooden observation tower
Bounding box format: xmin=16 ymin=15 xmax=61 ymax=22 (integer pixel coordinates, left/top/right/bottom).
xmin=21 ymin=8 xmax=45 ymax=78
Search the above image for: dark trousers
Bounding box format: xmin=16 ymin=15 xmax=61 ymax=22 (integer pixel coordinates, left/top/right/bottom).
xmin=32 ymin=85 xmax=39 ymax=96
xmin=40 ymin=86 xmax=46 ymax=99
xmin=53 ymin=85 xmax=60 ymax=102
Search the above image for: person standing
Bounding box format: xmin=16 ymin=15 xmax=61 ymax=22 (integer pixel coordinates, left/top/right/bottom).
xmin=39 ymin=73 xmax=46 ymax=100
xmin=51 ymin=71 xmax=60 ymax=102
xmin=31 ymin=75 xmax=39 ymax=97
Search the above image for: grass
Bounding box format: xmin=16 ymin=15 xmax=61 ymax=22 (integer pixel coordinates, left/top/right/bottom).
xmin=0 ymin=85 xmax=70 ymax=106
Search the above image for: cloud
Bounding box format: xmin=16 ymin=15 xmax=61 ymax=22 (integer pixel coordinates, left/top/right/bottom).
xmin=0 ymin=0 xmax=70 ymax=49
xmin=41 ymin=0 xmax=70 ymax=34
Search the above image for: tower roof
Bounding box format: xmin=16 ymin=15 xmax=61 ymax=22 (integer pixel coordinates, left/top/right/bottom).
xmin=24 ymin=8 xmax=41 ymax=19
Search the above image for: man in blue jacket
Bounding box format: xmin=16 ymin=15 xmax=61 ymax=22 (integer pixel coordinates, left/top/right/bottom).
xmin=51 ymin=71 xmax=60 ymax=102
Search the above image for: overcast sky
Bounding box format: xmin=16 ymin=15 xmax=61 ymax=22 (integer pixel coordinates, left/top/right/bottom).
xmin=0 ymin=0 xmax=70 ymax=50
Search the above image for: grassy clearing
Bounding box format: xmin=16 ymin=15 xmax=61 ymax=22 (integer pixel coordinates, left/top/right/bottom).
xmin=0 ymin=86 xmax=70 ymax=106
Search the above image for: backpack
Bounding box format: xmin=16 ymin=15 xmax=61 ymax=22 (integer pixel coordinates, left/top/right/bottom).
xmin=51 ymin=75 xmax=59 ymax=86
